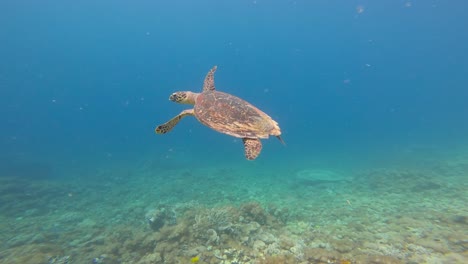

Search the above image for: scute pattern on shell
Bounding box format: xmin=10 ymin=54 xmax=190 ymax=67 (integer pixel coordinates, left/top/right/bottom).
xmin=194 ymin=91 xmax=280 ymax=139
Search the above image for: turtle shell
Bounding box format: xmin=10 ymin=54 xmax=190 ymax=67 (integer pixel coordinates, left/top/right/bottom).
xmin=194 ymin=91 xmax=281 ymax=139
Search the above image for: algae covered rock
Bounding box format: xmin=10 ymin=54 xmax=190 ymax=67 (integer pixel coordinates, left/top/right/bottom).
xmin=145 ymin=205 xmax=176 ymax=231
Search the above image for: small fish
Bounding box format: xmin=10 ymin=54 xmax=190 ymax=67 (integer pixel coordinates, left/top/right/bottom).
xmin=190 ymin=256 xmax=200 ymax=263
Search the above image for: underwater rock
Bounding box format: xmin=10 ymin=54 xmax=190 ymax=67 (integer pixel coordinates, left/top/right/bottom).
xmin=91 ymin=254 xmax=107 ymax=264
xmin=241 ymin=221 xmax=260 ymax=234
xmin=253 ymin=240 xmax=266 ymax=251
xmin=145 ymin=205 xmax=176 ymax=231
xmin=257 ymin=232 xmax=277 ymax=244
xmin=331 ymin=238 xmax=355 ymax=253
xmin=452 ymin=215 xmax=467 ymax=225
xmin=241 ymin=202 xmax=268 ymax=224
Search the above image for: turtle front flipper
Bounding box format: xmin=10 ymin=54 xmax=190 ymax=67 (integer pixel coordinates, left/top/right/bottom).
xmin=242 ymin=138 xmax=262 ymax=160
xmin=155 ymin=109 xmax=194 ymax=134
xmin=202 ymin=66 xmax=217 ymax=92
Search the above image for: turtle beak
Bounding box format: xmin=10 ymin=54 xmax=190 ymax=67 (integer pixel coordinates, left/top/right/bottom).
xmin=169 ymin=93 xmax=177 ymax=102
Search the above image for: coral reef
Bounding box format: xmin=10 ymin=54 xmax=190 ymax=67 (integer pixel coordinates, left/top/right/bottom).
xmin=1 ymin=154 xmax=467 ymax=263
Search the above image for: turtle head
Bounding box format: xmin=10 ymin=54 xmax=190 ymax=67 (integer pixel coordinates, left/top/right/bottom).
xmin=169 ymin=91 xmax=198 ymax=105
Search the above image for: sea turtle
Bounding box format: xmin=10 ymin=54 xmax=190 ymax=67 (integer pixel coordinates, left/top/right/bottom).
xmin=155 ymin=66 xmax=284 ymax=160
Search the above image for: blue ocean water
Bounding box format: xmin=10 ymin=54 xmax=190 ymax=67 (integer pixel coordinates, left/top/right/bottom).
xmin=1 ymin=1 xmax=467 ymax=263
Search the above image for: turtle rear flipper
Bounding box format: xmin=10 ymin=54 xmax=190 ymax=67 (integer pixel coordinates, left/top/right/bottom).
xmin=243 ymin=138 xmax=262 ymax=160
xmin=155 ymin=109 xmax=194 ymax=134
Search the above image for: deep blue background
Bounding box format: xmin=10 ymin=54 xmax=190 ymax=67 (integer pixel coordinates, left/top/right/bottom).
xmin=1 ymin=1 xmax=467 ymax=175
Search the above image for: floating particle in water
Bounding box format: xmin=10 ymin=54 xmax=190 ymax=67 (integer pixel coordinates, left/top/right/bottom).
xmin=356 ymin=5 xmax=365 ymax=14
xmin=405 ymin=2 xmax=412 ymax=7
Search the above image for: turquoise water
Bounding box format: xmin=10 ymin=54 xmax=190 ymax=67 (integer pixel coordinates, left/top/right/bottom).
xmin=1 ymin=1 xmax=467 ymax=263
